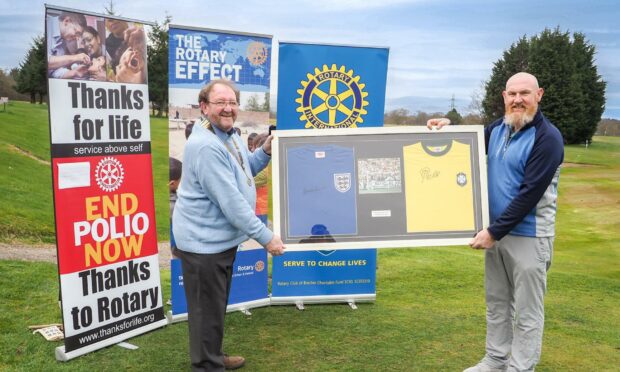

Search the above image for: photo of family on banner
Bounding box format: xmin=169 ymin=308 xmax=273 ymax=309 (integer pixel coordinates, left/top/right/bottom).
xmin=167 ymin=24 xmax=274 ymax=320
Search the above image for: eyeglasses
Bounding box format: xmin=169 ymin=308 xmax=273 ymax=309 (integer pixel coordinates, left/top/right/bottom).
xmin=208 ymin=101 xmax=239 ymax=108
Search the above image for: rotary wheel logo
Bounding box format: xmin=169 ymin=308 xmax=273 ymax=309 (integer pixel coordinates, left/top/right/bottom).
xmin=95 ymin=157 xmax=125 ymax=192
xmin=296 ymin=64 xmax=369 ymax=129
xmin=247 ymin=42 xmax=268 ymax=66
xmin=254 ymin=260 xmax=265 ymax=272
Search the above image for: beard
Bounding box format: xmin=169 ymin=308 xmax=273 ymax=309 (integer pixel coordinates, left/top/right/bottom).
xmin=504 ymin=103 xmax=537 ymax=129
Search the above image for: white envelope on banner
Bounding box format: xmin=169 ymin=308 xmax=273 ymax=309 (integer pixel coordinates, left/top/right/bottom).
xmin=57 ymin=162 xmax=90 ymax=189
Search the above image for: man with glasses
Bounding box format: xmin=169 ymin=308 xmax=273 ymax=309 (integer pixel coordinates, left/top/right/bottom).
xmin=173 ymin=79 xmax=285 ymax=371
xmin=47 ymin=11 xmax=89 ymax=79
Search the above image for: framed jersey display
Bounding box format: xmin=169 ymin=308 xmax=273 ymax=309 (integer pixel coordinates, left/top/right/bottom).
xmin=272 ymin=125 xmax=489 ymax=250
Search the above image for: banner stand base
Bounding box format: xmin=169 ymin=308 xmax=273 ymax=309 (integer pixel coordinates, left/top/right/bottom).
xmin=271 ymin=294 xmax=376 ymax=309
xmin=55 ymin=319 xmax=167 ymax=361
xmin=55 ymin=345 xmax=72 ymax=362
xmin=116 ymin=342 xmax=139 ymax=350
xmin=166 ymin=298 xmax=271 ymax=324
xmin=166 ymin=311 xmax=188 ymax=324
xmin=226 ymin=298 xmax=270 ymax=314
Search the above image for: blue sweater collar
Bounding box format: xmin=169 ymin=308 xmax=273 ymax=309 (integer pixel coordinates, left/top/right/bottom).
xmin=202 ymin=117 xmax=235 ymax=141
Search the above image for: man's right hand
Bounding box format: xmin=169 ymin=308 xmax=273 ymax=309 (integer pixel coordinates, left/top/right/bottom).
xmin=265 ymin=235 xmax=285 ymax=256
xmin=426 ymin=118 xmax=451 ymax=130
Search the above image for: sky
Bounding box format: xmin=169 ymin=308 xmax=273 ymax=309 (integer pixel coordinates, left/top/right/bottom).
xmin=1 ymin=0 xmax=619 ymax=118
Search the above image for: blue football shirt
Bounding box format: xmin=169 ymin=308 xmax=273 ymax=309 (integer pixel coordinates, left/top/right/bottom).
xmin=286 ymin=144 xmax=357 ymax=237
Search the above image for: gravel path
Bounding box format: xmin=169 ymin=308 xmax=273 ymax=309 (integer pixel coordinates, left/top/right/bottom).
xmin=0 ymin=242 xmax=173 ymax=269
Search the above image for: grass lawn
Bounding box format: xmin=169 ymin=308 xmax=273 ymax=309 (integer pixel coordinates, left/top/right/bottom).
xmin=0 ymin=101 xmax=619 ymax=370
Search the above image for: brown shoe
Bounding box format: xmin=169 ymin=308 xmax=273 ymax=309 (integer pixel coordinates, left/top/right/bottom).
xmin=223 ymin=355 xmax=245 ymax=370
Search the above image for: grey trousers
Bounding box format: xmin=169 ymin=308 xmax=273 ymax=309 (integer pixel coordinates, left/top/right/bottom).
xmin=176 ymin=247 xmax=238 ymax=372
xmin=482 ymin=235 xmax=554 ymax=372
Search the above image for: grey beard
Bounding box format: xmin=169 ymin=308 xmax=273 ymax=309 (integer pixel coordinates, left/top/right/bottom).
xmin=504 ymin=110 xmax=535 ymax=129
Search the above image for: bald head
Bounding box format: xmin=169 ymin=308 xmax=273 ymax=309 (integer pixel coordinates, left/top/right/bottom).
xmin=506 ymin=72 xmax=539 ymax=90
xmin=502 ymin=72 xmax=544 ymax=130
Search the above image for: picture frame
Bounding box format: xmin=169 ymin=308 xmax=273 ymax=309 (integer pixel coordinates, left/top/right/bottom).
xmin=272 ymin=125 xmax=489 ymax=251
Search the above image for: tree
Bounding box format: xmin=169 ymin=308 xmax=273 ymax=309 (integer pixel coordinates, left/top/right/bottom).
xmin=571 ymin=32 xmax=606 ymax=142
xmin=261 ymin=92 xmax=270 ymax=112
xmin=482 ymin=36 xmax=529 ymax=124
xmin=384 ymin=108 xmax=411 ymax=125
xmin=482 ymin=28 xmax=606 ymax=144
xmin=462 ymin=113 xmax=483 ymax=125
xmin=147 ymin=15 xmax=171 ymax=117
xmin=468 ymin=80 xmax=486 ymax=117
xmin=14 ymin=36 xmax=47 ymax=104
xmin=0 ymin=69 xmax=29 ymax=101
xmin=104 ymin=0 xmax=118 ymax=15
xmin=529 ymin=28 xmax=585 ymax=144
xmin=244 ymin=94 xmax=261 ymax=111
xmin=445 ymin=108 xmax=463 ymax=125
xmin=597 ymin=118 xmax=620 ymax=136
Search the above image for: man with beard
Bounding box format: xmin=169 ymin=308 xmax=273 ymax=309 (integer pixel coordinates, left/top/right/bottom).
xmin=428 ymin=72 xmax=564 ymax=372
xmin=173 ymin=79 xmax=285 ymax=371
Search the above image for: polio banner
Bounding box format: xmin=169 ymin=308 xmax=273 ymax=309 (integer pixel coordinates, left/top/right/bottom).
xmin=167 ymin=25 xmax=272 ymax=320
xmin=45 ymin=5 xmax=166 ymax=361
xmin=272 ymin=42 xmax=389 ymax=305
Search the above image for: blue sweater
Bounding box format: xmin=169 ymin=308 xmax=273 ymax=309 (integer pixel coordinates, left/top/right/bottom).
xmin=172 ymin=122 xmax=273 ymax=254
xmin=485 ymin=110 xmax=564 ymax=240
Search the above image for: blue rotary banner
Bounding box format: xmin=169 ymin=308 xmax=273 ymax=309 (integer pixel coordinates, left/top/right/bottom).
xmin=272 ymin=42 xmax=388 ymax=304
xmin=272 ymin=250 xmax=376 ymax=298
xmin=168 ymin=25 xmax=273 ymax=320
xmin=169 ymin=27 xmax=271 ymax=91
xmin=276 ymin=42 xmax=389 ymax=130
xmin=170 ymin=249 xmax=269 ymax=317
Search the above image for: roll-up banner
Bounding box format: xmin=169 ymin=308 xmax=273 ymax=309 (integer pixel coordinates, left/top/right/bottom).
xmin=45 ymin=5 xmax=166 ymax=361
xmin=167 ymin=25 xmax=272 ymax=321
xmin=272 ymin=42 xmax=389 ymax=306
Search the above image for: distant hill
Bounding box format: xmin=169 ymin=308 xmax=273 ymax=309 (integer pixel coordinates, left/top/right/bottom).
xmin=0 ymin=69 xmax=29 ymax=101
xmin=385 ymin=95 xmax=471 ymax=115
xmin=597 ymin=118 xmax=620 ymax=136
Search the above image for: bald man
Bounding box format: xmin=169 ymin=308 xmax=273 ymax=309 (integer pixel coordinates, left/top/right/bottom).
xmin=428 ymin=72 xmax=564 ymax=372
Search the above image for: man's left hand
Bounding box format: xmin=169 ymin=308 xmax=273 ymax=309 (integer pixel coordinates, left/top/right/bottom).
xmin=469 ymin=229 xmax=496 ymax=249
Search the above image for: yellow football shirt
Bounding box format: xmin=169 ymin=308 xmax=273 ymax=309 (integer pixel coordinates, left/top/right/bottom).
xmin=403 ymin=140 xmax=475 ymax=232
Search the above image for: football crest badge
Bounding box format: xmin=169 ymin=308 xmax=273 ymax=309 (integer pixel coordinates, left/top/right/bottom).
xmin=456 ymin=172 xmax=467 ymax=187
xmin=334 ymin=173 xmax=352 ymax=193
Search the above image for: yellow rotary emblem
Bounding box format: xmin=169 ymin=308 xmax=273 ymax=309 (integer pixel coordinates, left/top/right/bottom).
xmin=296 ymin=64 xmax=369 ymax=129
xmin=246 ymin=42 xmax=268 ymax=66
